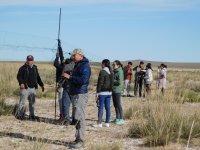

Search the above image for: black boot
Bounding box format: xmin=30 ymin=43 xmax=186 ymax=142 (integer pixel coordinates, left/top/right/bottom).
xmin=16 ymin=115 xmax=25 ymax=120
xmin=70 ymin=139 xmax=84 ymax=149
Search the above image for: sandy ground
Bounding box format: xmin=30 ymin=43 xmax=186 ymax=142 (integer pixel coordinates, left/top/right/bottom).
xmin=0 ymin=93 xmax=199 ymax=150
xmin=0 ymin=93 xmax=145 ymax=150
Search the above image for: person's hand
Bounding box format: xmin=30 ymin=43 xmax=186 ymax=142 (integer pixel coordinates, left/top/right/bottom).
xmin=95 ymin=95 xmax=99 ymax=102
xmin=20 ymin=84 xmax=25 ymax=89
xmin=41 ymin=86 xmax=45 ymax=92
xmin=64 ymin=73 xmax=70 ymax=79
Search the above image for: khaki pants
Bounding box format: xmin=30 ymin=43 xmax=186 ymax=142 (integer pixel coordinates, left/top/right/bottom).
xmin=18 ymin=88 xmax=36 ymax=117
xmin=71 ymin=94 xmax=88 ymax=141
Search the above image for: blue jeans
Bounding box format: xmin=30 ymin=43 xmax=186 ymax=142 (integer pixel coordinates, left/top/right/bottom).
xmin=97 ymin=95 xmax=111 ymax=124
xmin=62 ymin=89 xmax=71 ymax=121
xmin=57 ymin=87 xmax=63 ymax=115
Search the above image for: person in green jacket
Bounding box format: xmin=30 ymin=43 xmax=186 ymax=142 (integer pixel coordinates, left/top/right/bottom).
xmin=112 ymin=60 xmax=125 ymax=125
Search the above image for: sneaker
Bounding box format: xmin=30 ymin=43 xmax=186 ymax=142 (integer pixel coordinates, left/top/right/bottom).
xmin=70 ymin=139 xmax=84 ymax=149
xmin=92 ymin=124 xmax=102 ymax=128
xmin=115 ymin=119 xmax=125 ymax=125
xmin=111 ymin=119 xmax=119 ymax=123
xmin=103 ymin=123 xmax=110 ymax=127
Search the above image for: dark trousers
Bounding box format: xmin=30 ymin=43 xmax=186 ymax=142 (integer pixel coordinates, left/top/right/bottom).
xmin=62 ymin=89 xmax=71 ymax=121
xmin=112 ymin=93 xmax=123 ymax=119
xmin=134 ymin=78 xmax=143 ymax=97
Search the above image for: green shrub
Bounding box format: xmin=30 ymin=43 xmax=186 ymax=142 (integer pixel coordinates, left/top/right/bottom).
xmin=0 ymin=98 xmax=14 ymax=116
xmin=186 ymin=90 xmax=200 ymax=103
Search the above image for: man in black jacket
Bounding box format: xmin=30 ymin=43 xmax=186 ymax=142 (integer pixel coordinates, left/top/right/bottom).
xmin=133 ymin=61 xmax=145 ymax=97
xmin=17 ymin=55 xmax=44 ymax=120
xmin=54 ymin=40 xmax=65 ymax=121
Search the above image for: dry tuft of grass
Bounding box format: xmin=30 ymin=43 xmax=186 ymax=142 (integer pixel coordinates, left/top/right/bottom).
xmin=88 ymin=143 xmax=121 ymax=150
xmin=0 ymin=98 xmax=14 ymax=116
xmin=125 ymin=70 xmax=200 ymax=147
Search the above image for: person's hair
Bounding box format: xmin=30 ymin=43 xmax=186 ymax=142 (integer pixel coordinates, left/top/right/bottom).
xmin=114 ymin=60 xmax=123 ymax=68
xmin=128 ymin=62 xmax=132 ymax=65
xmin=102 ymin=59 xmax=112 ymax=72
xmin=146 ymin=63 xmax=153 ymax=70
xmin=161 ymin=63 xmax=167 ymax=68
xmin=102 ymin=59 xmax=113 ymax=91
xmin=140 ymin=61 xmax=144 ymax=65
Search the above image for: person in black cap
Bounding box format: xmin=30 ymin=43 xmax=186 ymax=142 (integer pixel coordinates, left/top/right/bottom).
xmin=133 ymin=61 xmax=145 ymax=97
xmin=17 ymin=55 xmax=44 ymax=120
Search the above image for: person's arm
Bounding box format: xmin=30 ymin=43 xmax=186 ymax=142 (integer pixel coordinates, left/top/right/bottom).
xmin=97 ymin=71 xmax=104 ymax=94
xmin=35 ymin=67 xmax=44 ymax=91
xmin=58 ymin=40 xmax=64 ymax=62
xmin=54 ymin=55 xmax=60 ymax=68
xmin=132 ymin=66 xmax=137 ymax=71
xmin=144 ymin=70 xmax=149 ymax=80
xmin=17 ymin=67 xmax=25 ymax=85
xmin=70 ymin=66 xmax=91 ymax=85
xmin=55 ymin=63 xmax=64 ymax=70
xmin=113 ymin=73 xmax=120 ymax=86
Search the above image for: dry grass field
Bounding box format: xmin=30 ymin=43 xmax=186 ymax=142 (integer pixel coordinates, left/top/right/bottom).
xmin=0 ymin=61 xmax=200 ymax=150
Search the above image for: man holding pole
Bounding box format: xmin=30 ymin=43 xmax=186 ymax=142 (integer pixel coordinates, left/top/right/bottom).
xmin=54 ymin=40 xmax=65 ymax=121
xmin=63 ymin=48 xmax=91 ymax=149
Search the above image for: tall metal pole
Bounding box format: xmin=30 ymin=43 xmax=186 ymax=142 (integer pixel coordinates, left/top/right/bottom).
xmin=58 ymin=8 xmax=61 ymax=41
xmin=55 ymin=8 xmax=62 ymax=119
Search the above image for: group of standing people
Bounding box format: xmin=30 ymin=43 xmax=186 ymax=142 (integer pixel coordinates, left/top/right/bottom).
xmin=94 ymin=59 xmax=125 ymax=128
xmin=17 ymin=44 xmax=91 ymax=148
xmin=16 ymin=44 xmax=167 ymax=148
xmin=122 ymin=61 xmax=167 ymax=97
xmin=93 ymin=60 xmax=168 ymax=129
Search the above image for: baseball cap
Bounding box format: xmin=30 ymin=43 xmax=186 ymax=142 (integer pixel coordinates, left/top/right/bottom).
xmin=70 ymin=48 xmax=85 ymax=56
xmin=26 ymin=55 xmax=34 ymax=61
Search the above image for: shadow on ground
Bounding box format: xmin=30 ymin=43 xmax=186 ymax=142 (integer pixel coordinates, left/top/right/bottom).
xmin=0 ymin=131 xmax=71 ymax=147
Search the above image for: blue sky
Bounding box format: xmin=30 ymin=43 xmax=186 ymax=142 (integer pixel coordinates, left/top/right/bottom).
xmin=0 ymin=0 xmax=200 ymax=62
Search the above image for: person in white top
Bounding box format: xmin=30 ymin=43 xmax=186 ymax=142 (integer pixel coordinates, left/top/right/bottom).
xmin=144 ymin=63 xmax=153 ymax=97
xmin=158 ymin=63 xmax=167 ymax=95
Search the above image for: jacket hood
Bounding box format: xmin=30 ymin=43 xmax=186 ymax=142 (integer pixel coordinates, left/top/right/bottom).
xmin=79 ymin=57 xmax=89 ymax=64
xmin=103 ymin=67 xmax=111 ymax=75
xmin=114 ymin=67 xmax=122 ymax=73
